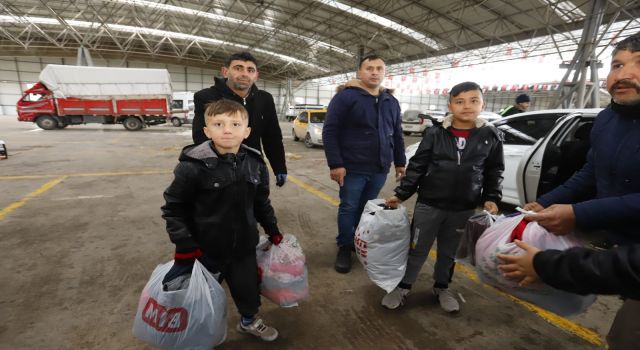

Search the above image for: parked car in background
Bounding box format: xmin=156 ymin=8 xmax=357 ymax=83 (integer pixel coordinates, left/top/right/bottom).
xmin=170 ymin=91 xmax=194 ymax=127
xmin=405 ymin=108 xmax=603 ymax=206
xmin=292 ymin=109 xmax=326 ymax=148
xmin=479 ymin=111 xmax=502 ymax=123
xmin=401 ymin=110 xmax=445 ymax=135
xmin=286 ymin=104 xmax=325 ymax=121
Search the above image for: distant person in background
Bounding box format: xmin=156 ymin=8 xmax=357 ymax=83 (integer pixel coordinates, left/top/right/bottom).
xmin=192 ymin=52 xmax=287 ymax=187
xmin=499 ymin=93 xmax=530 ymax=117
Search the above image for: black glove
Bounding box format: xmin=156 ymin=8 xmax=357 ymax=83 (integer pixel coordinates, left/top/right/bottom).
xmin=275 ymin=173 xmax=287 ymax=187
xmin=162 ymin=248 xmax=202 ymax=285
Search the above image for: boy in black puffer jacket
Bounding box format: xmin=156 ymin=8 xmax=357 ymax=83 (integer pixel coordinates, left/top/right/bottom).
xmin=161 ymin=99 xmax=282 ymax=342
xmin=382 ymin=81 xmax=504 ymax=313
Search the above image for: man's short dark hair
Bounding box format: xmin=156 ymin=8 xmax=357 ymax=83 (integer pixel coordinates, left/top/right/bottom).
xmin=449 ymin=81 xmax=483 ymax=101
xmin=358 ymin=54 xmax=385 ymax=69
xmin=225 ymin=52 xmax=258 ymax=67
xmin=612 ymin=32 xmax=640 ymax=57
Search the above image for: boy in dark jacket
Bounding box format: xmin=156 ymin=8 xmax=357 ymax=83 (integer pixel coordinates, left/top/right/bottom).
xmin=161 ymin=99 xmax=283 ymax=342
xmin=382 ymin=81 xmax=504 ymax=313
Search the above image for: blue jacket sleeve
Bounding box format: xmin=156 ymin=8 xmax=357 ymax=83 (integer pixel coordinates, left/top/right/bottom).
xmin=392 ymin=101 xmax=406 ymax=167
xmin=537 ymin=149 xmax=597 ymax=207
xmin=572 ymin=193 xmax=640 ymax=232
xmin=323 ymin=92 xmax=348 ymax=169
xmin=533 ymin=245 xmax=640 ymax=299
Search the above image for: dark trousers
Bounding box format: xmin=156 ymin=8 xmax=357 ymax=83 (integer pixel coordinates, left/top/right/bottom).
xmin=206 ymin=254 xmax=261 ymax=317
xmin=607 ymin=299 xmax=640 ymax=350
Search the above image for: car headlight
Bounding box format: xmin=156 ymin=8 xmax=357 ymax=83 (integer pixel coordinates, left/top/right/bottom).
xmin=313 ymin=127 xmax=322 ymax=135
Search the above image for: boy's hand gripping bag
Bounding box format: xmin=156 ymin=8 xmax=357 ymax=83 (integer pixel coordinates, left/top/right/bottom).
xmin=355 ymin=199 xmax=411 ymax=293
xmin=132 ymin=260 xmax=227 ymax=349
xmin=456 ymin=210 xmax=496 ymax=266
xmin=256 ymin=233 xmax=309 ymax=307
xmin=475 ymin=214 xmax=596 ymax=316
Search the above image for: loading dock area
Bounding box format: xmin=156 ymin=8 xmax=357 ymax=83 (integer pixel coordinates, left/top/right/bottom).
xmin=0 ymin=117 xmax=620 ymax=349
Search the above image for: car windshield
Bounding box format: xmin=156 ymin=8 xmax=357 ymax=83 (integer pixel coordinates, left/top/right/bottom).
xmin=402 ymin=110 xmax=421 ymax=121
xmin=309 ymin=112 xmax=325 ymax=123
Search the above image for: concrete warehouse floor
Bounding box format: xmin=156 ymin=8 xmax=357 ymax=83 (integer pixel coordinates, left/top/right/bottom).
xmin=0 ymin=116 xmax=622 ymax=350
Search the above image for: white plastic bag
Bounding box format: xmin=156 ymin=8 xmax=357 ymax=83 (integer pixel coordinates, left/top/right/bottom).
xmin=456 ymin=210 xmax=496 ymax=266
xmin=475 ymin=214 xmax=596 ymax=316
xmin=355 ymin=199 xmax=411 ymax=293
xmin=132 ymin=260 xmax=227 ymax=349
xmin=256 ymin=234 xmax=309 ymax=307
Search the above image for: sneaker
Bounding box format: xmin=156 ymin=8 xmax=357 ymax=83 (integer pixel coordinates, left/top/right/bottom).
xmin=433 ymin=287 xmax=459 ymax=313
xmin=381 ymin=287 xmax=410 ymax=309
xmin=334 ymin=246 xmax=352 ymax=273
xmin=237 ymin=317 xmax=278 ymax=342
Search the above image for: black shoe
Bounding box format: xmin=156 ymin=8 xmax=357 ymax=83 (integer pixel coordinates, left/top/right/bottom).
xmin=335 ymin=246 xmax=352 ymax=273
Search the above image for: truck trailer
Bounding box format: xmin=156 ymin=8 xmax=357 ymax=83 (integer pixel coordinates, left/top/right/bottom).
xmin=16 ymin=65 xmax=172 ymax=131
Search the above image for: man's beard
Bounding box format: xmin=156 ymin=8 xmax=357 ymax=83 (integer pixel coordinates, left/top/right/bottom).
xmin=610 ymin=79 xmax=640 ymax=105
xmin=231 ymin=80 xmax=251 ymax=91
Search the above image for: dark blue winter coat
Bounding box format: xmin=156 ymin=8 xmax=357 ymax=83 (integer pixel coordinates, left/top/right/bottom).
xmin=537 ymin=102 xmax=640 ymax=245
xmin=323 ymin=86 xmax=406 ymax=174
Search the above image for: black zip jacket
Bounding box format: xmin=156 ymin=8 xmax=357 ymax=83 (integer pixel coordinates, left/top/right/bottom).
xmin=534 ymin=244 xmax=640 ymax=300
xmin=192 ymin=77 xmax=287 ymax=175
xmin=161 ymin=142 xmax=279 ymax=260
xmin=395 ymin=116 xmax=504 ymax=210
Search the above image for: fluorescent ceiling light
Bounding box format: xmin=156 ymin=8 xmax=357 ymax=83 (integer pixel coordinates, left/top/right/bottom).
xmin=0 ymin=15 xmax=329 ymax=72
xmin=109 ymin=0 xmax=353 ymax=56
xmin=540 ymin=0 xmax=586 ymax=22
xmin=316 ymin=0 xmax=441 ymax=49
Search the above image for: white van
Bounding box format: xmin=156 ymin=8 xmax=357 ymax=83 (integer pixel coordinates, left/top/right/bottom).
xmin=170 ymin=91 xmax=195 ymax=126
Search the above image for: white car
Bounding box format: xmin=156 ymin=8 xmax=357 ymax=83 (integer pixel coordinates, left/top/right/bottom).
xmin=404 ymin=108 xmax=603 ymax=206
xmin=401 ymin=110 xmax=445 ymax=135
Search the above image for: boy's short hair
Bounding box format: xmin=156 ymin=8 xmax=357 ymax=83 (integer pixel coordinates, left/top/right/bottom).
xmin=225 ymin=52 xmax=258 ymax=67
xmin=449 ymin=81 xmax=483 ymax=101
xmin=204 ymin=99 xmax=249 ymax=125
xmin=358 ymin=54 xmax=385 ymax=68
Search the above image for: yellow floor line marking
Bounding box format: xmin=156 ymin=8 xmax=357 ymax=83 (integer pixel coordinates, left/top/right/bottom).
xmin=0 ymin=176 xmax=67 ymax=221
xmin=0 ymin=170 xmax=171 ymax=180
xmin=288 ymin=173 xmax=603 ymax=347
xmin=288 ymin=174 xmax=340 ymax=206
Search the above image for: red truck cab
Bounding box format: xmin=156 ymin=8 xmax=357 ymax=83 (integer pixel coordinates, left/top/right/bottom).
xmin=16 ymin=82 xmax=59 ymax=129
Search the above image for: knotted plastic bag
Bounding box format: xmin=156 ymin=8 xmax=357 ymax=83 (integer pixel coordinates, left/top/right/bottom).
xmin=355 ymin=199 xmax=411 ymax=293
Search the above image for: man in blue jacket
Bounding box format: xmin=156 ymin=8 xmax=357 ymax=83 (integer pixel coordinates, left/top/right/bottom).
xmin=323 ymin=54 xmax=406 ymax=273
xmin=522 ymin=32 xmax=640 ymax=350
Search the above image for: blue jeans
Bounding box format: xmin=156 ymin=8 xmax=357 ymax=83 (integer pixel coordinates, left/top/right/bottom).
xmin=336 ymin=172 xmax=387 ymax=247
